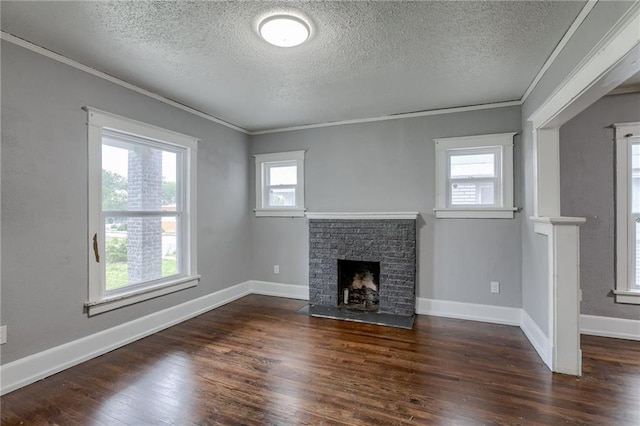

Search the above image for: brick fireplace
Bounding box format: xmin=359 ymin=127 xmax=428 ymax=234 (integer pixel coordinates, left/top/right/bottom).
xmin=308 ymin=214 xmax=417 ymax=317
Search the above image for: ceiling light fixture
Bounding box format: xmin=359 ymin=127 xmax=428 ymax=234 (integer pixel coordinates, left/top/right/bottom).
xmin=259 ymin=15 xmax=310 ymax=47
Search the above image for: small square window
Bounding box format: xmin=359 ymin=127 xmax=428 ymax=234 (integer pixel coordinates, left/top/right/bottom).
xmin=434 ymin=133 xmax=516 ymax=219
xmin=254 ymin=151 xmax=305 ymax=217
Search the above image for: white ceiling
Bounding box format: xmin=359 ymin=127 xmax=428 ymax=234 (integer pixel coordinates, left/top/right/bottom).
xmin=1 ymin=1 xmax=587 ymax=132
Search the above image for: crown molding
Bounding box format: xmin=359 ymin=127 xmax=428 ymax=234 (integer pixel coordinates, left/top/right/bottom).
xmin=0 ymin=31 xmax=250 ymax=135
xmin=250 ymin=101 xmax=522 ymax=135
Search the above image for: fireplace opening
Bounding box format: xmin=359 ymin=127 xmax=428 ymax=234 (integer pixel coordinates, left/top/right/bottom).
xmin=338 ymin=259 xmax=380 ymax=312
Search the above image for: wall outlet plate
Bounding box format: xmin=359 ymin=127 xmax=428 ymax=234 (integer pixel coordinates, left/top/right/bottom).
xmin=490 ymin=281 xmax=500 ymax=294
xmin=0 ymin=325 xmax=7 ymax=344
xmin=274 ymin=265 xmax=279 ymax=274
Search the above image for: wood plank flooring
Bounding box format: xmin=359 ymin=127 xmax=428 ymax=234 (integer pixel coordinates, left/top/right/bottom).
xmin=1 ymin=295 xmax=639 ymax=425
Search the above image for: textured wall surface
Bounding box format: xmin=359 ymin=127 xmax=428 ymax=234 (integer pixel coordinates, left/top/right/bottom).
xmin=1 ymin=42 xmax=251 ymax=364
xmin=560 ymin=93 xmax=640 ymax=320
xmin=309 ymin=219 xmax=416 ymax=316
xmin=251 ymin=106 xmax=523 ymax=309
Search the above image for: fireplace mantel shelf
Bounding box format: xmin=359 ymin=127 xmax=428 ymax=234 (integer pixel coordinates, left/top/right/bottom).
xmin=305 ymin=212 xmax=420 ymax=220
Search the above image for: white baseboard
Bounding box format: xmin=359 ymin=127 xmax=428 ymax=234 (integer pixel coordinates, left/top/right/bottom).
xmin=0 ymin=281 xmax=252 ymax=395
xmin=581 ymin=314 xmax=640 ymax=341
xmin=520 ymin=310 xmax=553 ymax=369
xmin=249 ymin=280 xmax=309 ymax=300
xmin=415 ymin=297 xmax=521 ymax=326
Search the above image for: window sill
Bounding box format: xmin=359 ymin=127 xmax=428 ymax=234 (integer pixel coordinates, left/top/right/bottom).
xmin=613 ymin=289 xmax=640 ymax=305
xmin=434 ymin=207 xmax=517 ymax=219
xmin=255 ymin=209 xmax=305 ymax=217
xmin=85 ymin=275 xmax=200 ymax=316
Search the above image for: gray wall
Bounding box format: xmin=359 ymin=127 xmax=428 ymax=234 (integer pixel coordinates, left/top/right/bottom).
xmin=520 ymin=1 xmax=637 ymax=335
xmin=1 ymin=42 xmax=252 ymax=364
xmin=251 ymin=106 xmax=523 ymax=308
xmin=560 ymin=93 xmax=640 ymax=320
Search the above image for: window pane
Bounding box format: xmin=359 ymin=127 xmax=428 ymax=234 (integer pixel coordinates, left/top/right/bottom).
xmin=102 ymin=144 xmax=129 ymax=211
xmin=635 ymin=218 xmax=640 ymax=289
xmin=104 ymin=216 xmax=179 ymax=291
xmin=450 ymin=153 xmax=495 ymax=178
xmin=632 ymin=144 xmax=640 ymax=213
xmin=269 ymin=165 xmax=297 ymax=185
xmin=268 ymin=187 xmax=296 ymax=207
xmin=451 ymin=182 xmax=495 ymax=205
xmin=161 ymin=151 xmax=178 ymax=210
xmin=102 ymin=134 xmax=181 ymax=212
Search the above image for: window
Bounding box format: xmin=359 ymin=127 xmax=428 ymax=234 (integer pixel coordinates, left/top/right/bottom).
xmin=614 ymin=122 xmax=640 ymax=304
xmin=85 ymin=107 xmax=199 ymax=315
xmin=434 ymin=132 xmax=516 ymax=218
xmin=254 ymin=151 xmax=305 ymax=217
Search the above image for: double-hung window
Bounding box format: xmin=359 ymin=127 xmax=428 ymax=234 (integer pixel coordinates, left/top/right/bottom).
xmin=85 ymin=107 xmax=199 ymax=315
xmin=434 ymin=133 xmax=516 ymax=218
xmin=614 ymin=122 xmax=640 ymax=304
xmin=447 ymin=147 xmax=501 ymax=206
xmin=254 ymin=151 xmax=305 ymax=217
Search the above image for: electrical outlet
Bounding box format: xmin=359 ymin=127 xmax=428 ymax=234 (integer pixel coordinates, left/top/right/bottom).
xmin=490 ymin=281 xmax=500 ymax=294
xmin=274 ymin=265 xmax=280 ymax=274
xmin=0 ymin=325 xmax=7 ymax=345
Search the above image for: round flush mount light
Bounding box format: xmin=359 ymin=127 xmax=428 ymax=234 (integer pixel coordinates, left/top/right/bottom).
xmin=259 ymin=15 xmax=310 ymax=47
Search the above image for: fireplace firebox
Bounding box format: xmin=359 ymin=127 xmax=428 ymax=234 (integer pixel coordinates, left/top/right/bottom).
xmin=338 ymin=260 xmax=380 ymax=311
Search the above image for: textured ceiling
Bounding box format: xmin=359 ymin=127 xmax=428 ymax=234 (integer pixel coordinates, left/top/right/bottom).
xmin=1 ymin=1 xmax=586 ymax=132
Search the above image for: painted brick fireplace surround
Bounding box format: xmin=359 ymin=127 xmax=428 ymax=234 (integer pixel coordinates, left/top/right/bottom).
xmin=308 ymin=213 xmax=418 ymax=316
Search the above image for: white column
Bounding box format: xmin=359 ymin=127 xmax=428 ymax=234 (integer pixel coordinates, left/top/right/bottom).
xmin=532 ymin=217 xmax=585 ymax=375
xmin=533 ymin=128 xmax=561 ymax=217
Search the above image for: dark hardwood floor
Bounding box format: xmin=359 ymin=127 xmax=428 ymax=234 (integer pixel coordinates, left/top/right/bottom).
xmin=1 ymin=295 xmax=639 ymax=425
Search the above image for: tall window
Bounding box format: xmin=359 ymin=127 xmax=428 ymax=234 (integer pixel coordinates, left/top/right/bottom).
xmin=614 ymin=122 xmax=640 ymax=304
xmin=254 ymin=151 xmax=305 ymax=217
xmin=434 ymin=133 xmax=516 ymax=218
xmin=85 ymin=108 xmax=199 ymax=315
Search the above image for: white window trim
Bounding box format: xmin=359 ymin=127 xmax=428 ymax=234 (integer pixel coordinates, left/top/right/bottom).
xmin=85 ymin=107 xmax=200 ymax=315
xmin=434 ymin=132 xmax=517 ymax=219
xmin=614 ymin=122 xmax=640 ymax=304
xmin=254 ymin=150 xmax=306 ymax=217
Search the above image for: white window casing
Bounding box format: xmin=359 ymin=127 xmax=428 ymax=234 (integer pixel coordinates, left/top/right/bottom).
xmin=254 ymin=150 xmax=306 ymax=217
xmin=614 ymin=122 xmax=640 ymax=304
xmin=434 ymin=132 xmax=517 ymax=219
xmin=85 ymin=107 xmax=199 ymax=315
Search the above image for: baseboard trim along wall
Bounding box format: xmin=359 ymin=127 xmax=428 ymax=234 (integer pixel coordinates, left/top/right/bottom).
xmin=580 ymin=314 xmax=640 ymax=341
xmin=249 ymin=280 xmax=309 ymax=300
xmin=415 ymin=297 xmax=522 ymax=326
xmin=520 ymin=310 xmax=553 ymax=369
xmin=2 ymin=280 xmax=638 ymax=395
